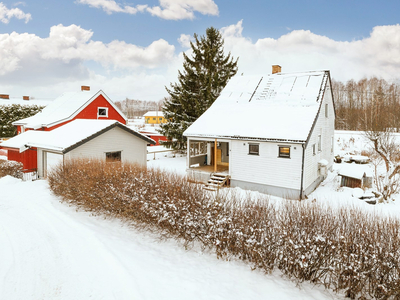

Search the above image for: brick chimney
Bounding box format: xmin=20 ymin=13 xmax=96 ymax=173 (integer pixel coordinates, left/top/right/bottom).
xmin=272 ymin=65 xmax=281 ymax=74
xmin=23 ymin=96 xmax=30 ymax=101
xmin=0 ymin=94 xmax=9 ymax=99
xmin=81 ymin=85 xmax=90 ymax=91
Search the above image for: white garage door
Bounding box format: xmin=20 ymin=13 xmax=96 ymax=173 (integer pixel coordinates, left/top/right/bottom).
xmin=45 ymin=152 xmax=63 ymax=177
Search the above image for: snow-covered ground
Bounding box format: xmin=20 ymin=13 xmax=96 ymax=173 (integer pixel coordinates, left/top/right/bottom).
xmin=1 ymin=130 xmax=399 ymax=299
xmin=0 ymin=175 xmax=341 ymax=300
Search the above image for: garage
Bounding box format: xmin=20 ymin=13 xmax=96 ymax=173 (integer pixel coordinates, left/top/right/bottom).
xmin=44 ymin=152 xmax=64 ymax=177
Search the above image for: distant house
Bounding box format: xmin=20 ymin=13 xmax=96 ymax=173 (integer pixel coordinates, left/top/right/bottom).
xmin=139 ymin=130 xmax=168 ymax=146
xmin=2 ymin=87 xmax=128 ymax=171
xmin=143 ymin=111 xmax=166 ymax=124
xmin=13 ymin=88 xmax=127 ymax=133
xmin=1 ymin=119 xmax=155 ymax=178
xmin=183 ymin=66 xmax=335 ymax=199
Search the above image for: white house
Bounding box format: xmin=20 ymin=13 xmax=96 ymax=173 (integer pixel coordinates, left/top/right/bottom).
xmin=1 ymin=119 xmax=155 ymax=178
xmin=183 ymin=66 xmax=335 ymax=199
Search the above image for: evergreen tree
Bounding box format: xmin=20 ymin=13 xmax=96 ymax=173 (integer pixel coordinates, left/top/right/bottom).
xmin=0 ymin=104 xmax=44 ymax=137
xmin=160 ymin=27 xmax=238 ymax=150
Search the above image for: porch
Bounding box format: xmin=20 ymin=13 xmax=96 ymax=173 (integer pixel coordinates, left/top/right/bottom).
xmin=186 ymin=138 xmax=230 ymax=184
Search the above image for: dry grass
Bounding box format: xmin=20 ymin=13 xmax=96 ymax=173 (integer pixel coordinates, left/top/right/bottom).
xmin=49 ymin=159 xmax=400 ymax=299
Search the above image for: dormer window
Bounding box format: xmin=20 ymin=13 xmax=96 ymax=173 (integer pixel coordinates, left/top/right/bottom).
xmin=98 ymin=107 xmax=108 ymax=117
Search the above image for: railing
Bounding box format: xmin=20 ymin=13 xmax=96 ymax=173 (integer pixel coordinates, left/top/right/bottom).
xmin=22 ymin=169 xmax=38 ymax=181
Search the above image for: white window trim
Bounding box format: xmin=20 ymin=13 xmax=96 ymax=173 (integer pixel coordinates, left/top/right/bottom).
xmin=248 ymin=143 xmax=259 ymax=155
xmin=318 ymin=134 xmax=322 ymax=152
xmin=98 ymin=107 xmax=108 ymax=117
xmin=325 ymin=103 xmax=328 ymax=118
xmin=278 ymin=145 xmax=291 ymax=159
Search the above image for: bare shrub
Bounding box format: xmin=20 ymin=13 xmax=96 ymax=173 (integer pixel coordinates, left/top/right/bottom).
xmin=0 ymin=160 xmax=23 ymax=179
xmin=48 ymin=159 xmax=400 ymax=299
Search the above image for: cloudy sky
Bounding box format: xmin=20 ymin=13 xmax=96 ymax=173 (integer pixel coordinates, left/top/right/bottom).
xmin=0 ymin=0 xmax=400 ymax=101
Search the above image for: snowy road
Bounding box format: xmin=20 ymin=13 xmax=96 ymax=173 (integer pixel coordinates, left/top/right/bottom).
xmin=0 ymin=176 xmax=343 ymax=299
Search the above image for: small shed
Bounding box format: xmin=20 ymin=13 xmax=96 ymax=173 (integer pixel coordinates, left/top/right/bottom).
xmin=338 ymin=164 xmax=373 ymax=188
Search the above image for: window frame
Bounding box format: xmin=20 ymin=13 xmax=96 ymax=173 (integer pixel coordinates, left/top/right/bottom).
xmin=325 ymin=103 xmax=328 ymax=118
xmin=106 ymin=151 xmax=121 ymax=162
xmin=318 ymin=134 xmax=322 ymax=152
xmin=97 ymin=107 xmax=108 ymax=117
xmin=248 ymin=143 xmax=259 ymax=155
xmin=278 ymin=146 xmax=291 ymax=158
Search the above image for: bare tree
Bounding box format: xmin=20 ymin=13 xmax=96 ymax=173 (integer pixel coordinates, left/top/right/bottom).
xmin=364 ymin=84 xmax=400 ymax=201
xmin=365 ymin=129 xmax=400 ymax=201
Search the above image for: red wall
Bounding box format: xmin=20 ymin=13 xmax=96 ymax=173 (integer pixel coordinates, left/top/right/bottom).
xmin=26 ymin=94 xmax=127 ymax=131
xmin=7 ymin=148 xmax=37 ymax=171
xmin=147 ymin=135 xmax=168 ymax=146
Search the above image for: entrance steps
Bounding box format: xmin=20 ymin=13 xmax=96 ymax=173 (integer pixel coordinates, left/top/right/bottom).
xmin=204 ymin=173 xmax=230 ymax=191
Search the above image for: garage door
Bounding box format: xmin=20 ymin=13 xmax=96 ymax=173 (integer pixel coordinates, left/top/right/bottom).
xmin=45 ymin=152 xmax=63 ymax=177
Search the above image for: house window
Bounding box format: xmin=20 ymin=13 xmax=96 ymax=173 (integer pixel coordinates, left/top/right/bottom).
xmin=189 ymin=142 xmax=207 ymax=157
xmin=106 ymin=151 xmax=121 ymax=162
xmin=98 ymin=107 xmax=108 ymax=117
xmin=312 ymin=144 xmax=316 ymax=155
xmin=325 ymin=103 xmax=328 ymax=118
xmin=331 ymin=136 xmax=334 ymax=153
xmin=318 ymin=135 xmax=322 ymax=152
xmin=278 ymin=146 xmax=290 ymax=158
xmin=249 ymin=143 xmax=259 ymax=155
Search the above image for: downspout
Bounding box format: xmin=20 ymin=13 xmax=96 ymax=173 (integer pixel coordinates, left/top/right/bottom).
xmin=300 ymin=143 xmax=306 ymax=200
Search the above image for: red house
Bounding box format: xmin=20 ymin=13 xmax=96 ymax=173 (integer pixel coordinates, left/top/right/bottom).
xmin=139 ymin=130 xmax=168 ymax=146
xmin=2 ymin=88 xmax=127 ymax=171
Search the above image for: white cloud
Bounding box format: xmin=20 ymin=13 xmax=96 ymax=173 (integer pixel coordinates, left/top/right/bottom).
xmin=3 ymin=21 xmax=400 ymax=103
xmin=146 ymin=0 xmax=218 ymax=20
xmin=221 ymin=21 xmax=400 ymax=82
xmin=76 ymin=0 xmax=146 ymax=15
xmin=0 ymin=2 xmax=31 ymax=24
xmin=0 ymin=24 xmax=175 ymax=75
xmin=77 ymin=0 xmax=218 ymax=20
xmin=0 ymin=24 xmax=178 ymax=101
xmin=178 ymin=34 xmax=191 ymax=48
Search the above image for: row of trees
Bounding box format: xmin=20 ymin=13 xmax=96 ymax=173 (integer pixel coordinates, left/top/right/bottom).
xmin=333 ymin=78 xmax=400 ymax=131
xmin=115 ymin=98 xmax=164 ymax=119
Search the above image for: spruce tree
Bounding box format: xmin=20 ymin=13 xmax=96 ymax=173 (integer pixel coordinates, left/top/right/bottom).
xmin=160 ymin=27 xmax=238 ymax=150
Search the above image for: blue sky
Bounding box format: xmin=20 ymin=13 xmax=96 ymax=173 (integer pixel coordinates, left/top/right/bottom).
xmin=1 ymin=0 xmax=400 ymax=101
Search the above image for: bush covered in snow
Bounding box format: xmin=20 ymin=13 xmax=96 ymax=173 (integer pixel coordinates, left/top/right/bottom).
xmin=0 ymin=159 xmax=23 ymax=179
xmin=49 ymin=159 xmax=400 ymax=299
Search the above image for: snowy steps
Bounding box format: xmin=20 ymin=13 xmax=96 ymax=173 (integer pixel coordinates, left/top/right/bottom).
xmin=204 ymin=173 xmax=230 ymax=191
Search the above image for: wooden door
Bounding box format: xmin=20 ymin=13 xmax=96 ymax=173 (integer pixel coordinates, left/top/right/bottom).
xmin=211 ymin=148 xmax=222 ymax=165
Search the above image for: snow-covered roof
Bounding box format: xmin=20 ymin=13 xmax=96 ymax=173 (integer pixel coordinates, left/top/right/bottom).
xmin=338 ymin=164 xmax=373 ymax=180
xmin=184 ymin=71 xmax=330 ymax=142
xmin=13 ymin=90 xmax=126 ymax=129
xmin=0 ymin=97 xmax=53 ymax=107
xmin=143 ymin=111 xmax=164 ymax=117
xmin=1 ymin=119 xmax=155 ymax=153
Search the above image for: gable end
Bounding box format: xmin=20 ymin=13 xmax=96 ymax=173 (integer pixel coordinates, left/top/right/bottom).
xmin=63 ymin=122 xmax=155 ymax=154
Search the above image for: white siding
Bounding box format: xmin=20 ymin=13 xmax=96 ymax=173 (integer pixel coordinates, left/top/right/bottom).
xmin=230 ymin=140 xmax=303 ymax=190
xmin=65 ymin=127 xmax=148 ymax=165
xmin=303 ymin=81 xmax=335 ymax=190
